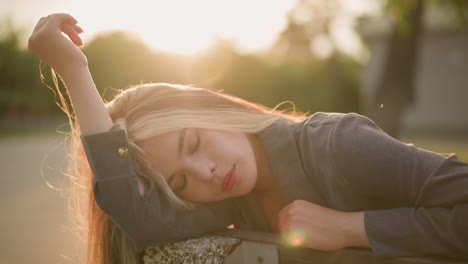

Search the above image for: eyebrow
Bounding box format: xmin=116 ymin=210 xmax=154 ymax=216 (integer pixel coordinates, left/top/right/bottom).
xmin=167 ymin=128 xmax=188 ymax=186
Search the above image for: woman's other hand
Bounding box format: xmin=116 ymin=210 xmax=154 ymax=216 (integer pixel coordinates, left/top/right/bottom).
xmin=28 ymin=13 xmax=87 ymax=74
xmin=277 ymin=200 xmax=370 ymax=251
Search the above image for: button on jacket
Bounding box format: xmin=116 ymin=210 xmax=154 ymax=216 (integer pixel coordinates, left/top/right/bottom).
xmin=80 ymin=112 xmax=468 ymax=259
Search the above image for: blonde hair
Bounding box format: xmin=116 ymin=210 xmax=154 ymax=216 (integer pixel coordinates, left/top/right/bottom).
xmin=106 ymin=83 xmax=306 ymax=210
xmin=46 ymin=71 xmax=307 ymax=264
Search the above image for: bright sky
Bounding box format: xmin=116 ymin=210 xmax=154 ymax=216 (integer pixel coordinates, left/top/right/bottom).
xmin=1 ymin=0 xmax=379 ymax=58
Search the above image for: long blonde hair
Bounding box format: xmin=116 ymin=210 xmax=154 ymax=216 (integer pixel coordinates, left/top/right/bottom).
xmin=50 ymin=76 xmax=307 ymax=264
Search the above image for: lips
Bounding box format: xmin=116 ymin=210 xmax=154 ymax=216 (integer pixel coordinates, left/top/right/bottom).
xmin=221 ymin=166 xmax=236 ymax=192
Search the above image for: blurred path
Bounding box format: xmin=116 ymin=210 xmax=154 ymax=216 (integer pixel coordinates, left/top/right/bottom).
xmin=0 ymin=134 xmax=83 ymax=264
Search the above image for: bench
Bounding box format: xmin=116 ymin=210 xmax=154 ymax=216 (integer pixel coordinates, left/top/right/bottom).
xmin=141 ymin=229 xmax=466 ymax=264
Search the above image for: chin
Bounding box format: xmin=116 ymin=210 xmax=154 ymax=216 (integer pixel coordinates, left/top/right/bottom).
xmin=239 ymin=183 xmax=256 ymax=196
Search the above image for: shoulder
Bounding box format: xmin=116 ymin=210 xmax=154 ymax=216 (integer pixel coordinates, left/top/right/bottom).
xmin=300 ymin=112 xmax=346 ymax=127
xmin=288 ymin=112 xmax=380 ymax=161
xmin=262 ymin=112 xmax=382 ymax=157
xmin=291 ymin=112 xmax=378 ymax=139
xmin=290 ymin=112 xmax=393 ymax=164
xmin=292 ymin=112 xmax=374 ymax=128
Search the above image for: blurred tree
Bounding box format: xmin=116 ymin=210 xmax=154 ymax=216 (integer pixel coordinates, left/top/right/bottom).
xmin=368 ymin=0 xmax=425 ymax=138
xmin=0 ymin=18 xmax=44 ymax=128
xmin=368 ymin=0 xmax=468 ymax=138
xmin=187 ymin=37 xmax=237 ymax=88
xmin=269 ymin=0 xmax=361 ymax=114
xmin=271 ymin=0 xmax=339 ymax=62
xmin=82 ymin=31 xmax=160 ymax=101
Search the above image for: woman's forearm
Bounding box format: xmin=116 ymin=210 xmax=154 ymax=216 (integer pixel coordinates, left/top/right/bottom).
xmin=28 ymin=14 xmax=113 ymax=135
xmin=343 ymin=211 xmax=371 ymax=249
xmin=60 ymin=66 xmax=113 ymax=135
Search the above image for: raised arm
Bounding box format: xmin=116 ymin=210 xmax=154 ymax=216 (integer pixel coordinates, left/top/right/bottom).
xmin=28 ymin=13 xmax=113 ymax=134
xmin=28 ymin=14 xmax=236 ymax=252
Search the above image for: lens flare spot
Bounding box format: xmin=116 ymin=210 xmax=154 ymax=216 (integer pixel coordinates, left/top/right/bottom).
xmin=283 ymin=228 xmax=306 ymax=247
xmin=289 ymin=236 xmax=303 ymax=246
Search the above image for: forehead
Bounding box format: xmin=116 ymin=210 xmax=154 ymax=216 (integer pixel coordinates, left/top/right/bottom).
xmin=137 ymin=129 xmax=182 ymax=181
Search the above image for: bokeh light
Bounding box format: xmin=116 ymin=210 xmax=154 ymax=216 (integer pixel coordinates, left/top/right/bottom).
xmin=282 ymin=228 xmax=306 ymax=247
xmin=289 ymin=236 xmax=304 ymax=247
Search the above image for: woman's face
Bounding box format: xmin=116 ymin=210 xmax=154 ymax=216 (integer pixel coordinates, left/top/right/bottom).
xmin=138 ymin=128 xmax=259 ymax=202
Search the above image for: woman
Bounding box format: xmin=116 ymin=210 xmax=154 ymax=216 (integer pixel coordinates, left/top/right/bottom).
xmin=28 ymin=14 xmax=468 ymax=263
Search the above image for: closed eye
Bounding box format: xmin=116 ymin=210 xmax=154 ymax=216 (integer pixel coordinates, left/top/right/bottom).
xmin=192 ymin=130 xmax=200 ymax=153
xmin=176 ymin=129 xmax=199 ymax=193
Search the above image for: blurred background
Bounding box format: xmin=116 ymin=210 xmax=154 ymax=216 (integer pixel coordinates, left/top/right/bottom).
xmin=1 ymin=0 xmax=467 ymax=263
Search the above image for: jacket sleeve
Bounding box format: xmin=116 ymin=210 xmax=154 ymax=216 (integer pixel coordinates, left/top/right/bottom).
xmin=332 ymin=113 xmax=468 ymax=260
xmin=80 ymin=125 xmax=235 ymax=253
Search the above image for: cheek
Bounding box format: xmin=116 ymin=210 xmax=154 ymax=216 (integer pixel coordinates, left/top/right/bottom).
xmin=215 ymin=133 xmax=251 ymax=156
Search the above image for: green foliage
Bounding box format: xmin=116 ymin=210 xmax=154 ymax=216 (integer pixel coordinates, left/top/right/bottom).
xmin=0 ymin=24 xmax=44 ymax=108
xmin=82 ymin=31 xmax=159 ymax=101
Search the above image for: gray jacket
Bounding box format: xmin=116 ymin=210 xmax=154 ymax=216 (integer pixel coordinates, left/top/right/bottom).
xmin=81 ymin=112 xmax=468 ymax=259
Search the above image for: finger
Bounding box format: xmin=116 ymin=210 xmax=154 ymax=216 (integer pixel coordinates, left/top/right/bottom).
xmin=37 ymin=16 xmax=47 ymax=27
xmin=277 ymin=210 xmax=291 ymax=232
xmin=60 ymin=24 xmax=83 ymax=46
xmin=278 ymin=202 xmax=291 ymax=217
xmin=278 ymin=218 xmax=288 ymax=232
xmin=73 ymin=24 xmax=84 ymax=33
xmin=32 ymin=16 xmax=47 ymax=33
xmin=278 ymin=214 xmax=302 ymax=233
xmin=45 ymin=13 xmax=78 ymax=30
xmin=52 ymin=13 xmax=78 ymax=25
xmin=277 ymin=203 xmax=291 ymax=231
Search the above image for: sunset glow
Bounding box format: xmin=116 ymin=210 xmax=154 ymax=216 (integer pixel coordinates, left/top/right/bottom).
xmin=71 ymin=0 xmax=295 ymax=55
xmin=4 ymin=0 xmax=378 ymax=56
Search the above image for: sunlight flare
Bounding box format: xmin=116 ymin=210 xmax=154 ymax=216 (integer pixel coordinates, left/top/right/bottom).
xmin=283 ymin=228 xmax=306 ymax=247
xmin=71 ymin=0 xmax=295 ymax=55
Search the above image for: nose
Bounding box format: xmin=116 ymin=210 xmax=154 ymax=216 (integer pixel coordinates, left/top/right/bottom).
xmin=186 ymin=158 xmax=216 ymax=182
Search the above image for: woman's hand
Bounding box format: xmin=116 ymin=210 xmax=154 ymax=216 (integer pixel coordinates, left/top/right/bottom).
xmin=28 ymin=13 xmax=87 ymax=75
xmin=277 ymin=200 xmax=370 ymax=251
